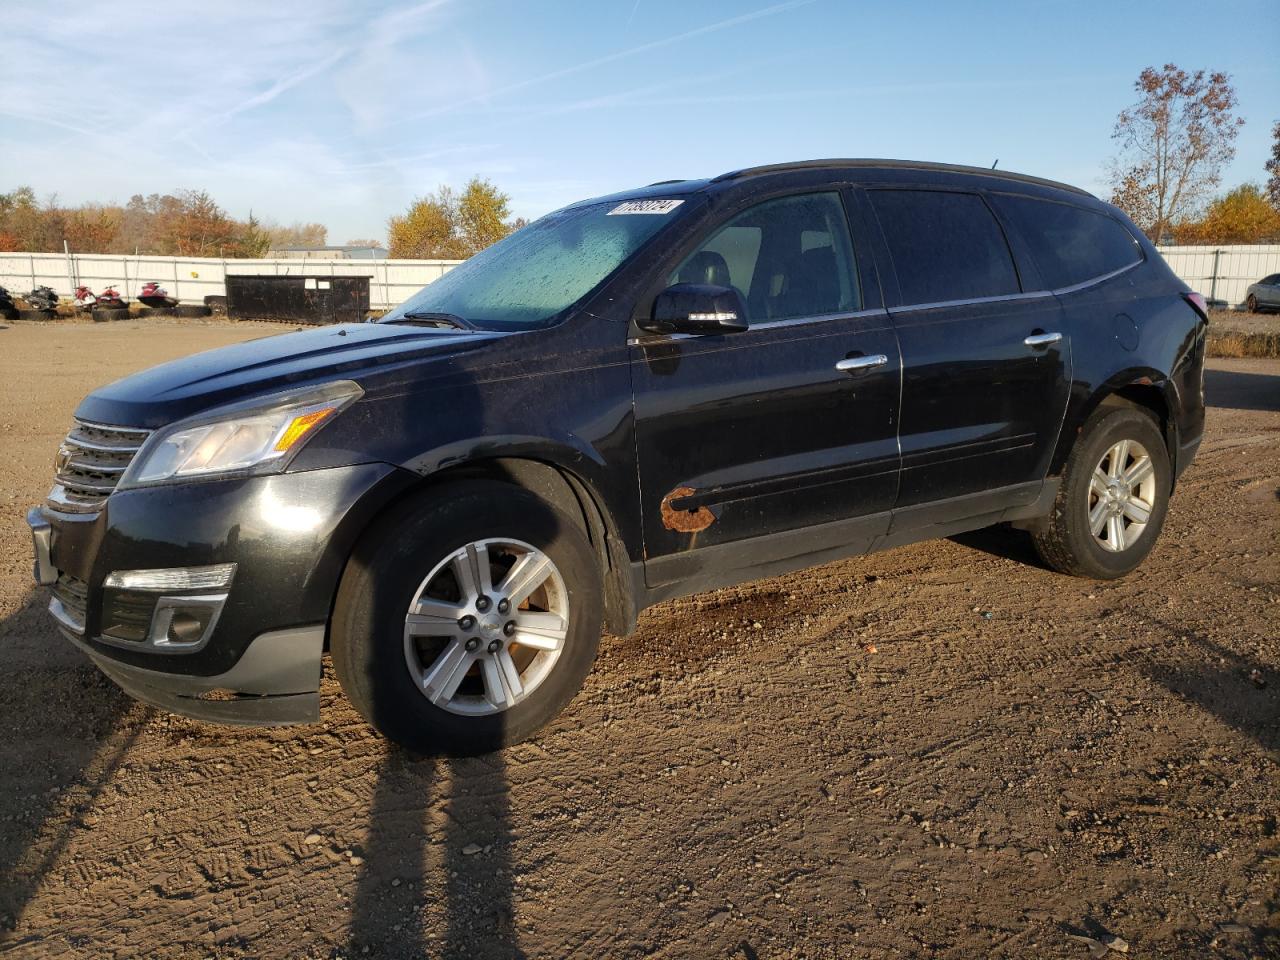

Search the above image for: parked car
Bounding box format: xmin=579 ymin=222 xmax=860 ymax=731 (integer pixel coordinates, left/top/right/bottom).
xmin=1245 ymin=274 xmax=1280 ymax=313
xmin=27 ymin=159 xmax=1208 ymax=755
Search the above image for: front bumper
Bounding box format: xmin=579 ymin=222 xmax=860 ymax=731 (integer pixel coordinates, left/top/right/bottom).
xmin=59 ymin=622 xmax=325 ymax=725
xmin=29 ymin=460 xmax=419 ymax=723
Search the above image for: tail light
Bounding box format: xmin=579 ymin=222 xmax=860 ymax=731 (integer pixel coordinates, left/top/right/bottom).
xmin=1183 ymin=291 xmax=1209 ymax=323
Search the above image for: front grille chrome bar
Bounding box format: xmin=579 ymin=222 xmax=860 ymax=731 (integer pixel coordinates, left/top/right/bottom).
xmin=46 ymin=419 xmax=151 ymax=517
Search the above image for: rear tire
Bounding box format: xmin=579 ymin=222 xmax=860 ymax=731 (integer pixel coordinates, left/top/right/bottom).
xmin=332 ymin=481 xmax=603 ymax=755
xmin=1032 ymin=406 xmax=1171 ymax=579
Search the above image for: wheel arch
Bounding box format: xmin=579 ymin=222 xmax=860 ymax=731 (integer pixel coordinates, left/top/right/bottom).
xmin=335 ymin=447 xmax=640 ymax=640
xmin=1051 ymin=371 xmax=1181 ymax=483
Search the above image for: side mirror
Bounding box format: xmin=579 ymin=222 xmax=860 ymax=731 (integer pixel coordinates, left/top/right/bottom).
xmin=639 ymin=283 xmax=749 ymax=336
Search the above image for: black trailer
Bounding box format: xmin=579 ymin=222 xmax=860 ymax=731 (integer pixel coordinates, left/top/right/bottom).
xmin=226 ymin=275 xmax=370 ymax=325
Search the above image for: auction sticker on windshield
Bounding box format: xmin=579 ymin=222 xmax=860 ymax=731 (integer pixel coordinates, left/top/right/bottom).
xmin=608 ymin=199 xmax=684 ymax=215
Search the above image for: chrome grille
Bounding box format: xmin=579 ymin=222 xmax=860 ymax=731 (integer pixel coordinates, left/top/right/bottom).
xmin=47 ymin=419 xmax=150 ymax=515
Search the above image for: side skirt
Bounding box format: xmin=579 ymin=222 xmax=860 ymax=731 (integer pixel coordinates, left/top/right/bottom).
xmin=634 ymin=479 xmax=1058 ymax=613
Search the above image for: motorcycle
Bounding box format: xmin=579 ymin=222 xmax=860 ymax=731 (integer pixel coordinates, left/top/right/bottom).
xmin=138 ymin=281 xmax=177 ymax=308
xmin=25 ymin=286 xmax=58 ymax=312
xmin=96 ymin=285 xmax=127 ymax=309
xmin=73 ymin=285 xmax=98 ymax=310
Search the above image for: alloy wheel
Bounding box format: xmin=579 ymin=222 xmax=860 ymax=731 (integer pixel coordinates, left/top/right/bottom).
xmin=1087 ymin=439 xmax=1157 ymax=553
xmin=403 ymin=538 xmax=569 ymax=716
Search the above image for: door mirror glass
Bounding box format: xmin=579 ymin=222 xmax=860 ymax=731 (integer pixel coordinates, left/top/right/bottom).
xmin=640 ymin=283 xmax=749 ymax=335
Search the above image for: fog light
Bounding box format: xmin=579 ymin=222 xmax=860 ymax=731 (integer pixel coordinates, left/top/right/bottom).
xmin=103 ymin=563 xmax=236 ymax=592
xmin=148 ymin=595 xmax=227 ymax=651
xmin=167 ymin=611 xmax=209 ymax=645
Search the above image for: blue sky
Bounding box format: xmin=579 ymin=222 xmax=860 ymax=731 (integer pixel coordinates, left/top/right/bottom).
xmin=2 ymin=0 xmax=1276 ymax=243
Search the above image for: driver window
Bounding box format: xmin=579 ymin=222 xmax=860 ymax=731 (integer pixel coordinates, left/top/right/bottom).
xmin=669 ymin=192 xmax=860 ymax=321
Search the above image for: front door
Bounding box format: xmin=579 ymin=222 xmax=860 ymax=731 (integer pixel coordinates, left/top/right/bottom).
xmin=865 ymin=188 xmax=1071 ymax=518
xmin=630 ymin=190 xmax=902 ymax=588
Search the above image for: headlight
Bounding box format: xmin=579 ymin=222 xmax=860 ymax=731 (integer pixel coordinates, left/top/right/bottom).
xmin=119 ymin=380 xmax=363 ymax=488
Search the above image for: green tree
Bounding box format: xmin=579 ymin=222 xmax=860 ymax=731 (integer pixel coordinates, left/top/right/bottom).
xmin=1109 ymin=64 xmax=1244 ymax=241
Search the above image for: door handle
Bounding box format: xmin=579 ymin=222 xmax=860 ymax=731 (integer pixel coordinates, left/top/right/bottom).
xmin=835 ymin=354 xmax=889 ymax=373
xmin=1024 ymin=331 xmax=1063 ymax=348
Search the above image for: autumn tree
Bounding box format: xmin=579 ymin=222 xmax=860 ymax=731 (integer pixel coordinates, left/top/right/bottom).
xmin=1172 ymin=184 xmax=1280 ymax=245
xmin=387 ymin=178 xmax=517 ymax=259
xmin=0 ymin=186 xmax=60 ymax=252
xmin=456 ymin=179 xmax=512 ymax=251
xmin=63 ymin=206 xmax=122 ymax=253
xmin=265 ymin=220 xmax=329 ymax=249
xmin=1109 ymin=64 xmax=1244 ymax=241
xmin=1266 ymin=120 xmax=1280 ymax=210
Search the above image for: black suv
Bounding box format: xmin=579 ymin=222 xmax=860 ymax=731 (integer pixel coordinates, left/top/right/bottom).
xmin=27 ymin=160 xmax=1207 ymax=754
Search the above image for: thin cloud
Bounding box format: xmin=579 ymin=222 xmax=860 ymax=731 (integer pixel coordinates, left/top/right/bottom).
xmin=177 ymin=46 xmax=349 ymax=139
xmin=405 ymin=0 xmax=819 ymax=122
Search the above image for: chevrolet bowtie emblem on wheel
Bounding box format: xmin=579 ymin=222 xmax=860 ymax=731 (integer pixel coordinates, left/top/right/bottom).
xmin=54 ymin=445 xmax=75 ymax=475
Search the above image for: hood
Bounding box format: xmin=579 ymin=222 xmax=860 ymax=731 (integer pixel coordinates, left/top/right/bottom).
xmin=76 ymin=322 xmax=505 ymax=429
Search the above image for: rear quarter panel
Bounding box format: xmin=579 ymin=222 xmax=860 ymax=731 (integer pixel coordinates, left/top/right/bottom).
xmin=1050 ymin=257 xmax=1206 ymax=476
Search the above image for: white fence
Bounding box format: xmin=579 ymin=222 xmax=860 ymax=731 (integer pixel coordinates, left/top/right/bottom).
xmin=1156 ymin=245 xmax=1280 ymax=307
xmin=0 ymin=252 xmax=463 ymax=310
xmin=2 ymin=245 xmax=1278 ymax=313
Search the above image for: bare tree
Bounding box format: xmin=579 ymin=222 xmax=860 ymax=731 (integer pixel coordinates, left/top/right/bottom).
xmin=1109 ymin=64 xmax=1244 ymax=241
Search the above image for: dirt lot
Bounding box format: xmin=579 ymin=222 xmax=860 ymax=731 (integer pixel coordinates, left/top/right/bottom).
xmin=0 ymin=320 xmax=1276 ymax=959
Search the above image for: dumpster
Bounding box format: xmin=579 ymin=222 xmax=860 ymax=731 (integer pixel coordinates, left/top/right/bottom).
xmin=226 ymin=275 xmax=370 ymax=325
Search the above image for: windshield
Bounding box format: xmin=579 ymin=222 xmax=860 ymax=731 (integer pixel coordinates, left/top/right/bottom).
xmin=380 ymin=198 xmax=690 ymax=330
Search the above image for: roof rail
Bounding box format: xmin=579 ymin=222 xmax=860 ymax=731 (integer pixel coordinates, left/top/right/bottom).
xmin=710 ymin=158 xmax=1092 ymax=197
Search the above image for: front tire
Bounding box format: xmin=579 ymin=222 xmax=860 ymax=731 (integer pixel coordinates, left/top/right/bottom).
xmin=1247 ymin=294 xmax=1258 ymax=313
xmin=332 ymin=482 xmax=603 ymax=755
xmin=1032 ymin=405 xmax=1171 ymax=579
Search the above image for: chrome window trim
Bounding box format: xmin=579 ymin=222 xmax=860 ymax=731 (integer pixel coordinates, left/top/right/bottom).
xmin=628 ymin=307 xmax=890 ymax=345
xmin=888 ymin=290 xmax=1052 ymax=313
xmin=627 ymin=257 xmax=1143 ymax=345
xmin=1048 ymin=258 xmax=1142 ymax=296
xmin=884 ymin=258 xmax=1142 ymax=313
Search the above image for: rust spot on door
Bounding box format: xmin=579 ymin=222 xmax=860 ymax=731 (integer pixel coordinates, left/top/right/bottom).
xmin=660 ymin=486 xmax=715 ymax=532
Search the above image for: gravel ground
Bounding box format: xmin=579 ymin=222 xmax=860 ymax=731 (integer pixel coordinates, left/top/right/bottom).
xmin=0 ymin=320 xmax=1276 ymax=959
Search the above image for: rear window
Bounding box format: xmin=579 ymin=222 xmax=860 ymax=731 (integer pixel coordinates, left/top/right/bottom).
xmin=993 ymin=195 xmax=1141 ymax=290
xmin=869 ymin=190 xmax=1020 ymax=305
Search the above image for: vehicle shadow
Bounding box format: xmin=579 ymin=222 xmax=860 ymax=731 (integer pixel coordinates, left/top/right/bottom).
xmin=346 ymin=751 xmax=522 ymax=958
xmin=1204 ymin=366 xmax=1280 ymax=412
xmin=947 ymin=523 xmax=1050 ymax=570
xmin=342 ymin=385 xmax=539 ymax=958
xmin=0 ymin=589 xmax=141 ymax=944
xmin=1138 ymin=621 xmax=1278 ymax=757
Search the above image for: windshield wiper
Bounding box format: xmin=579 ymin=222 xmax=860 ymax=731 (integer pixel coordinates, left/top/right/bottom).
xmin=386 ymin=311 xmax=474 ymax=330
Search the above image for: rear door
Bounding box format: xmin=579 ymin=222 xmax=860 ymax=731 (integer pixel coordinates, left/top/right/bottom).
xmin=864 ymin=187 xmax=1071 ymax=520
xmin=630 ymin=189 xmax=901 ymax=587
